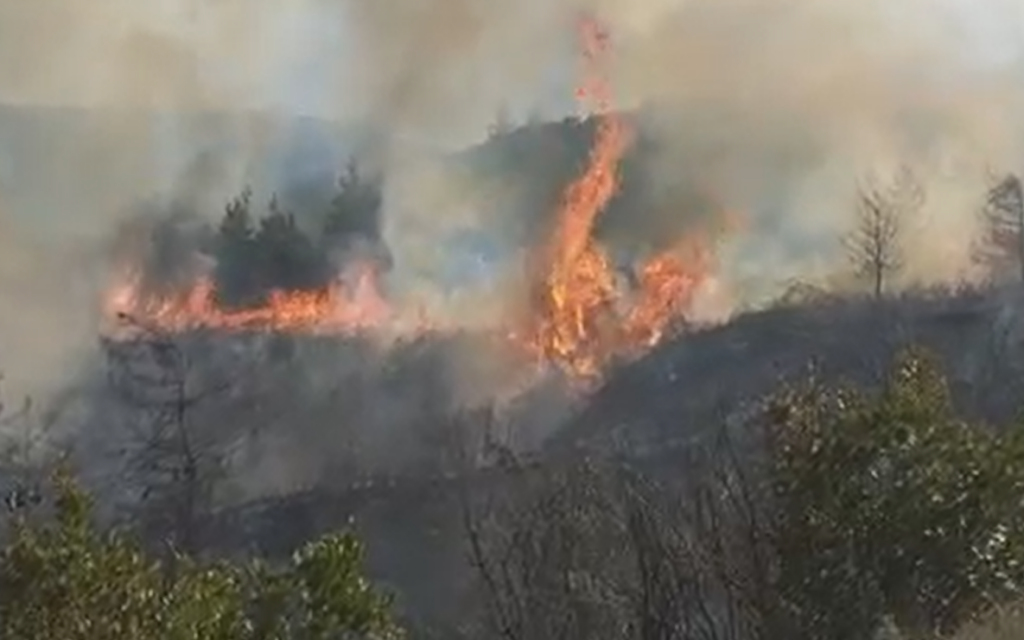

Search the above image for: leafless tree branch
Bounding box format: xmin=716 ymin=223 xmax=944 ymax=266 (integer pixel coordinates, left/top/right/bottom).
xmin=973 ymin=172 xmax=1024 ymax=283
xmin=844 ymin=167 xmax=923 ymax=298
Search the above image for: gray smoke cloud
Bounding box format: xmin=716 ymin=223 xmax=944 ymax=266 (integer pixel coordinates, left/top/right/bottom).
xmin=604 ymin=0 xmax=1024 ymax=294
xmin=340 ymin=0 xmax=1024 ymax=310
xmin=0 ymin=0 xmax=1021 ymax=395
xmin=0 ymin=0 xmax=337 ymax=396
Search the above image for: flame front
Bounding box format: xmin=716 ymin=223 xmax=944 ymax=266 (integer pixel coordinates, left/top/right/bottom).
xmin=624 ymin=238 xmax=713 ymax=348
xmin=104 ymin=263 xmax=389 ymax=336
xmin=100 ymin=16 xmax=726 ymax=383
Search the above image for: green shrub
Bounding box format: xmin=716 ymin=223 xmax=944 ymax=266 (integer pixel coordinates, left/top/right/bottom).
xmin=0 ymin=468 xmax=401 ymax=640
xmin=768 ymin=347 xmax=1024 ymax=639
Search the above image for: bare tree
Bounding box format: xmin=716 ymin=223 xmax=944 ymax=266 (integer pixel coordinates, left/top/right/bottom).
xmin=104 ymin=314 xmax=237 ymax=557
xmin=973 ymin=172 xmax=1024 ymax=283
xmin=844 ymin=167 xmax=924 ymax=298
xmin=460 ymin=456 xmax=635 ymax=640
xmin=460 ymin=421 xmax=792 ymax=640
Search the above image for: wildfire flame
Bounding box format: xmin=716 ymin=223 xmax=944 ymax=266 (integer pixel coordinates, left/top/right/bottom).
xmin=524 ymin=15 xmax=723 ymax=382
xmin=101 ymin=15 xmax=728 ymax=386
xmin=104 ymin=263 xmax=389 ymax=336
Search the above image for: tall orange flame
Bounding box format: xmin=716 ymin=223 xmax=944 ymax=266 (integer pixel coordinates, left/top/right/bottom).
xmin=524 ymin=17 xmax=630 ymax=379
xmin=525 ymin=15 xmax=723 ymax=382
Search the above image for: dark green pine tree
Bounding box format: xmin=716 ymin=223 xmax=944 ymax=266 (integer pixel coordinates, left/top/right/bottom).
xmin=323 ymin=158 xmax=384 ymax=245
xmin=255 ymin=196 xmax=330 ymax=294
xmin=212 ymin=187 xmax=261 ymax=308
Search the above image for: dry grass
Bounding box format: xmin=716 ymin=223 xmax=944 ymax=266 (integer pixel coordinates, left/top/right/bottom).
xmin=945 ymin=604 xmax=1024 ymax=640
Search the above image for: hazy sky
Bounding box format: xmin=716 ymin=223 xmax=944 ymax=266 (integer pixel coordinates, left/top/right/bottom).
xmin=256 ymin=0 xmax=1024 ymax=118
xmin=0 ymin=0 xmax=1015 ymax=115
xmin=5 ymin=0 xmax=1018 ymax=118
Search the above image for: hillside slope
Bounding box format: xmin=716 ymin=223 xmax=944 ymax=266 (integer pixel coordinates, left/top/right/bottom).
xmin=557 ymin=288 xmax=1024 ymax=454
xmin=197 ymin=286 xmax=1024 ymax=630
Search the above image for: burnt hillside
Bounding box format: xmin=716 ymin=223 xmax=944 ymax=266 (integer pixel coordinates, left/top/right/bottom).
xmin=447 ymin=112 xmax=727 ymax=261
xmin=194 ymin=284 xmax=1024 ymax=631
xmin=556 ymin=287 xmax=1023 ymax=453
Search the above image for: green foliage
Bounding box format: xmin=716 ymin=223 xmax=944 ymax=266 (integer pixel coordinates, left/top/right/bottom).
xmin=0 ymin=468 xmax=400 ymax=640
xmin=213 ymin=188 xmax=262 ymax=308
xmin=255 ymin=199 xmax=330 ymax=294
xmin=768 ymin=347 xmax=1024 ymax=639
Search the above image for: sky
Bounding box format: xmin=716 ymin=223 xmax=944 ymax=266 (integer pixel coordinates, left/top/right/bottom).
xmin=240 ymin=0 xmax=1024 ymax=119
xmin=211 ymin=0 xmax=1023 ymax=113
xmin=0 ymin=0 xmax=1020 ymax=127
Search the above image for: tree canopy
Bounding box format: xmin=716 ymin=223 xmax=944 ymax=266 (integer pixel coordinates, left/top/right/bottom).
xmin=207 ymin=159 xmax=386 ymax=308
xmin=0 ymin=467 xmax=400 ymax=640
xmin=768 ymin=347 xmax=1024 ymax=638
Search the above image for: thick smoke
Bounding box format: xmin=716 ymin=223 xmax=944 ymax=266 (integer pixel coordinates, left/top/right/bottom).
xmin=1 ymin=0 xmax=1024 ymax=499
xmin=0 ymin=214 xmax=105 ymax=399
xmin=342 ymin=0 xmax=1024 ymax=304
xmin=606 ymin=0 xmax=1024 ymax=292
xmin=0 ymin=0 xmax=342 ymax=396
xmin=0 ymin=0 xmax=306 ymax=110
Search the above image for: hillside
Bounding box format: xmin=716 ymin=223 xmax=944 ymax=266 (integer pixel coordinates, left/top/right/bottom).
xmin=557 ymin=287 xmax=1022 ymax=453
xmin=445 ymin=112 xmax=726 ymax=260
xmin=6 ymin=107 xmax=1019 ymax=637
xmin=190 ymin=285 xmax=1024 ymax=630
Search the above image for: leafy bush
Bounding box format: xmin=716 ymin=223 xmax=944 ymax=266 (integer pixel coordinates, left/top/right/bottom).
xmin=0 ymin=468 xmax=400 ymax=640
xmin=768 ymin=347 xmax=1024 ymax=639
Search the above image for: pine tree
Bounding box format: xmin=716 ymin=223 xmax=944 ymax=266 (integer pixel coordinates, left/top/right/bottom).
xmin=212 ymin=187 xmax=260 ymax=308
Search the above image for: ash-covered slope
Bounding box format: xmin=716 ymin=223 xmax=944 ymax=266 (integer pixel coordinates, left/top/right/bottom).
xmin=555 ymin=287 xmax=1024 ymax=456
xmin=192 ymin=287 xmax=1024 ymax=631
xmin=64 ymin=326 xmax=556 ymax=506
xmin=56 ymin=326 xmax=561 ymax=631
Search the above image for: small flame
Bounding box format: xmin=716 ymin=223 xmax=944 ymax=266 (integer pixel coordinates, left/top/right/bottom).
xmin=625 ymin=238 xmax=714 ymax=347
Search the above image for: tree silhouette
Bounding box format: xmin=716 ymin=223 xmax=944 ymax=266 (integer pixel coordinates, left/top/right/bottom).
xmin=211 ymin=188 xmax=333 ymax=306
xmin=323 ymin=158 xmax=384 ymax=245
xmin=844 ymin=167 xmax=923 ymax=298
xmin=212 ymin=187 xmax=260 ymax=308
xmin=254 ymin=197 xmax=329 ymax=293
xmin=974 ymin=172 xmax=1024 ymax=283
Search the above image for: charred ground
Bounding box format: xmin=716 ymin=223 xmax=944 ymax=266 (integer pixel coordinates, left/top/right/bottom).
xmin=54 ymin=282 xmax=1024 ymax=632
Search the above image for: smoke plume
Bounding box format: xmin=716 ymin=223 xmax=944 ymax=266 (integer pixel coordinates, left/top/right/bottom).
xmin=342 ymin=0 xmax=1024 ymax=303
xmin=0 ymin=0 xmax=1023 ymax=487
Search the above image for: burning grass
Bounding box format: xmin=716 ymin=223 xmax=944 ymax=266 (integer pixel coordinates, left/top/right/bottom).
xmin=102 ymin=15 xmax=732 ymax=387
